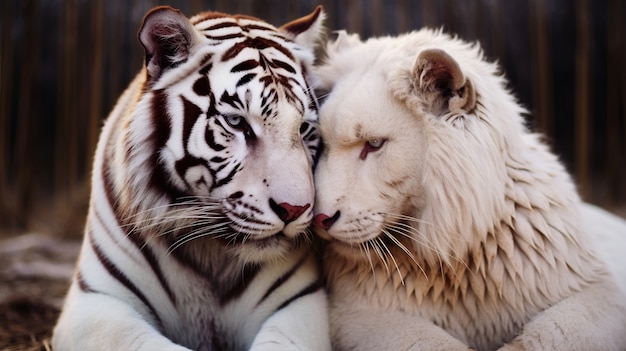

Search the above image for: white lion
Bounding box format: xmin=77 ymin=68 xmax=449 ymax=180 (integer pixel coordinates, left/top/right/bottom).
xmin=311 ymin=29 xmax=626 ymax=351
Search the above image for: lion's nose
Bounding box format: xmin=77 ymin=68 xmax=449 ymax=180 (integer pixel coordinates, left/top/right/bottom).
xmin=313 ymin=211 xmax=341 ymax=230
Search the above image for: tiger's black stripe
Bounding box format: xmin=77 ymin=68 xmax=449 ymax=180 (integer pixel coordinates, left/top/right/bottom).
xmin=213 ymin=162 xmax=242 ymax=189
xmin=92 ymin=209 xmax=137 ymax=261
xmin=127 ymin=231 xmax=177 ymax=307
xmin=220 ymin=90 xmax=246 ymax=110
xmin=256 ymin=250 xmax=311 ymax=307
xmin=205 ymin=127 xmax=227 ymax=151
xmin=100 ymin=148 xmax=121 ymax=222
xmin=275 ymin=278 xmax=324 ymax=312
xmin=218 ymin=262 xmax=262 ymax=306
xmin=193 ymin=75 xmax=211 ymax=96
xmin=174 ymin=96 xmax=212 ymax=190
xmin=221 ymin=36 xmax=295 ymax=62
xmin=205 ymin=33 xmax=243 ymax=41
xmin=100 ymin=147 xmax=177 ymax=307
xmin=149 ymin=89 xmax=188 ymax=201
xmin=76 ymin=270 xmax=95 ymax=293
xmin=267 ymin=59 xmax=296 ymax=74
xmin=301 ymin=65 xmax=318 ymax=112
xmin=236 ymin=73 xmax=257 ymax=87
xmin=201 ymin=21 xmax=239 ymax=31
xmin=198 ymin=54 xmax=213 ymax=75
xmin=231 ymin=59 xmax=259 ymax=72
xmin=88 ymin=230 xmax=163 ymax=329
xmin=242 ymin=23 xmax=276 ymax=32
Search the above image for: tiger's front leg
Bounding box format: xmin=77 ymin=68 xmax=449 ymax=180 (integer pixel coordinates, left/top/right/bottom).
xmin=53 ymin=284 xmax=191 ymax=351
xmin=248 ymin=249 xmax=331 ymax=351
xmin=250 ymin=289 xmax=331 ymax=351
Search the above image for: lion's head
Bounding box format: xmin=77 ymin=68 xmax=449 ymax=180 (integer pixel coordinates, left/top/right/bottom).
xmin=311 ymin=29 xmax=554 ymax=267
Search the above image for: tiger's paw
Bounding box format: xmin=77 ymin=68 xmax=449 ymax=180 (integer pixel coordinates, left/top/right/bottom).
xmin=249 ymin=331 xmax=310 ymax=351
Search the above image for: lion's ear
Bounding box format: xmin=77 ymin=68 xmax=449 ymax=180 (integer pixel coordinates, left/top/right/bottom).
xmin=327 ymin=30 xmax=362 ymax=55
xmin=313 ymin=30 xmax=362 ymax=98
xmin=412 ymin=48 xmax=476 ymax=116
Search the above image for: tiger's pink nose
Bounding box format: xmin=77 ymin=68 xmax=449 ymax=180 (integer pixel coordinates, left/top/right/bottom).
xmin=313 ymin=211 xmax=340 ymax=230
xmin=269 ymin=199 xmax=310 ymax=224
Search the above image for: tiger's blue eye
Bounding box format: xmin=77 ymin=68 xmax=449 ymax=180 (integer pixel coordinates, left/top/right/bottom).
xmin=223 ymin=114 xmax=256 ymax=140
xmin=225 ymin=115 xmax=244 ymax=129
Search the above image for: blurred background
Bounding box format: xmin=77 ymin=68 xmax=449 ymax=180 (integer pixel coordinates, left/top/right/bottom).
xmin=1 ymin=0 xmax=625 ymax=238
xmin=0 ymin=1 xmax=625 ymax=349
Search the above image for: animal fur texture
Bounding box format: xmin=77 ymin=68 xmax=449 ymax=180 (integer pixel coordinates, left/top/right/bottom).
xmin=311 ymin=29 xmax=626 ymax=351
xmin=52 ymin=6 xmax=331 ymax=351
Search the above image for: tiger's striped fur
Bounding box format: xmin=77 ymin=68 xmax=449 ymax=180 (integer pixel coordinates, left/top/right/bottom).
xmin=52 ymin=6 xmax=330 ymax=351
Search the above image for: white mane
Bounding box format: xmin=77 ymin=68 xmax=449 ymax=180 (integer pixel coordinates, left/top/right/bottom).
xmin=313 ymin=28 xmax=626 ymax=351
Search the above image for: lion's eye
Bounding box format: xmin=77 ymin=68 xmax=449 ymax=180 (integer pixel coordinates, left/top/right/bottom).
xmin=367 ymin=138 xmax=385 ymax=149
xmin=360 ymin=138 xmax=386 ymax=160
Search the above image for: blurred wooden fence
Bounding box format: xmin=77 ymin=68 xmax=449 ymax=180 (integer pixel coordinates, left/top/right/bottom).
xmin=1 ymin=0 xmax=625 ymax=235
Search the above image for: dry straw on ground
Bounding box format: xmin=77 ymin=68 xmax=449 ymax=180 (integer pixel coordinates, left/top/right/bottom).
xmin=0 ymin=234 xmax=79 ymax=351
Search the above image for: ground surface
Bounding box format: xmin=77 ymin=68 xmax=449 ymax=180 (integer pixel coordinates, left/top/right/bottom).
xmin=0 ymin=233 xmax=80 ymax=351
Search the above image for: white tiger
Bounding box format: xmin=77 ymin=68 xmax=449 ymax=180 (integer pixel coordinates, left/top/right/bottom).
xmin=312 ymin=29 xmax=626 ymax=351
xmin=52 ymin=6 xmax=331 ymax=351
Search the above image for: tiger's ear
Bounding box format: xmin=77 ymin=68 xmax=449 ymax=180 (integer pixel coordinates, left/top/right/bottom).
xmin=279 ymin=6 xmax=326 ymax=48
xmin=412 ymin=48 xmax=476 ymax=116
xmin=138 ymin=6 xmax=201 ymax=81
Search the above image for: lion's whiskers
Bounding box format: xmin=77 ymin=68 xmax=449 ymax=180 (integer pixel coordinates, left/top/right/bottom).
xmin=376 ymin=236 xmax=405 ymax=286
xmin=371 ymin=238 xmax=390 ymax=276
xmin=382 ymin=229 xmax=428 ymax=280
xmin=361 ymin=240 xmax=376 ymax=278
xmin=357 ymin=213 xmax=469 ymax=282
xmin=386 ymin=216 xmax=467 ymax=269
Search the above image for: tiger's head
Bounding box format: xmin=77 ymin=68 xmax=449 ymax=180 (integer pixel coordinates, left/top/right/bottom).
xmin=113 ymin=6 xmax=325 ymax=262
xmin=311 ymin=30 xmax=535 ymax=267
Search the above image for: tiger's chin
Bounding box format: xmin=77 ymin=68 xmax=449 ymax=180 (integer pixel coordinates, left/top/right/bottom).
xmin=232 ymin=231 xmax=306 ymax=263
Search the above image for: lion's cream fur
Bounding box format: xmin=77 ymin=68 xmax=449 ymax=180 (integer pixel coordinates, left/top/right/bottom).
xmin=313 ymin=29 xmax=626 ymax=351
